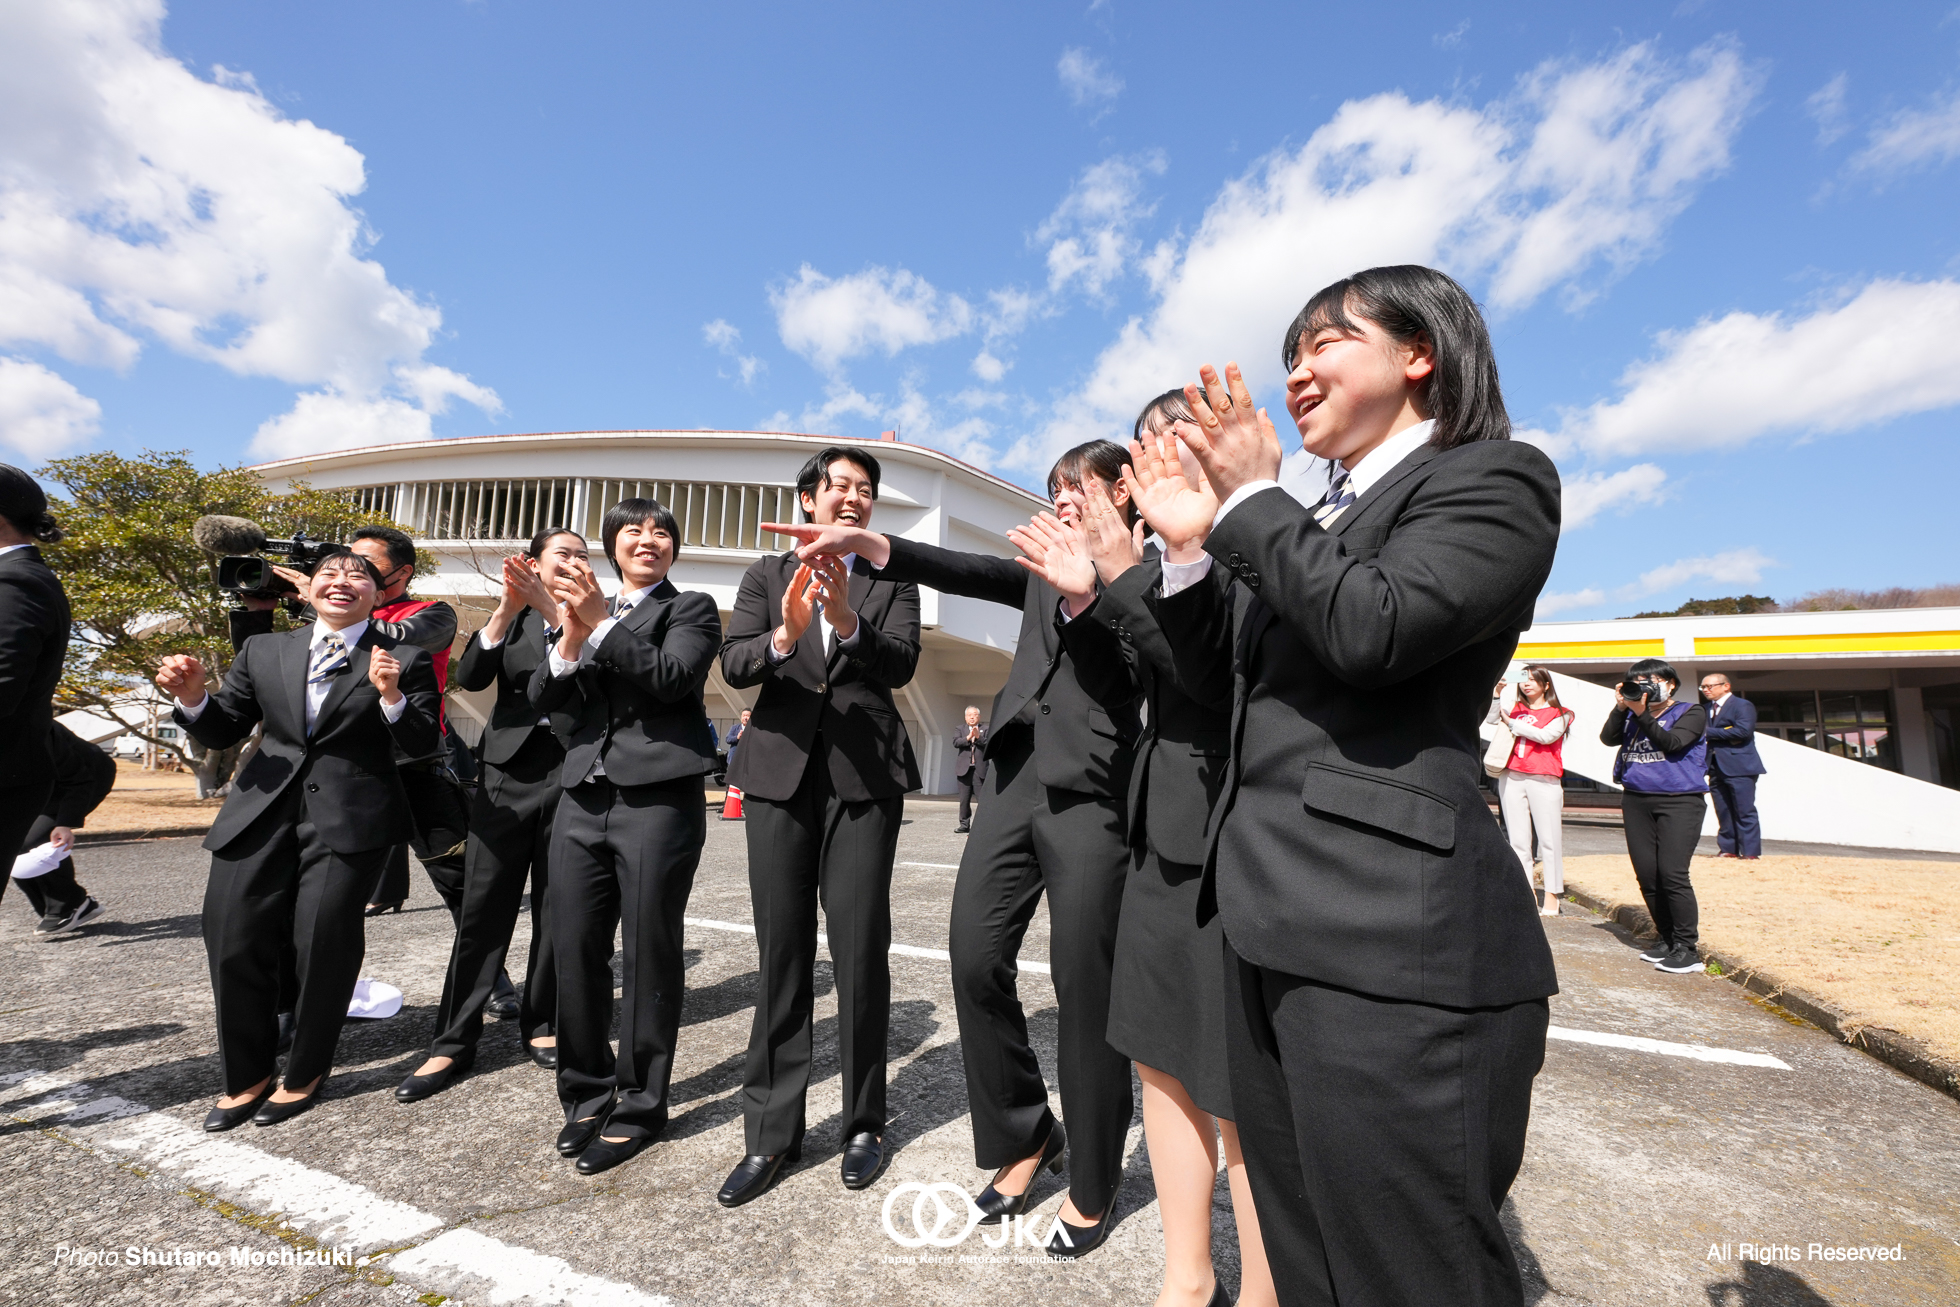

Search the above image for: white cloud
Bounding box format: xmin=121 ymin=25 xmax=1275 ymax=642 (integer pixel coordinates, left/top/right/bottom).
xmin=762 ymin=378 xmax=998 ymax=469
xmin=1808 ymin=73 xmax=1850 ymax=146
xmin=1007 ymin=40 xmax=1756 ymax=472
xmin=0 ymin=0 xmax=498 ymax=457
xmin=1626 ymin=547 xmax=1773 ymax=597
xmin=0 ymin=356 xmax=100 ymax=459
xmin=1543 ymin=279 xmax=1960 ymax=458
xmin=251 ymin=390 xmax=446 ymax=457
xmin=703 ymin=318 xmax=764 ymax=387
xmin=1057 ymin=48 xmax=1122 ymax=109
xmin=1855 ymin=87 xmax=1960 ymax=173
xmin=1534 ymin=587 xmax=1605 ymax=620
xmin=971 ymin=350 xmax=1008 ymax=382
xmin=771 ymin=265 xmax=973 ymax=375
xmin=1037 ymin=152 xmax=1166 ymax=297
xmin=1434 ymin=20 xmax=1471 ymax=50
xmin=1559 ymin=463 xmax=1667 ymax=531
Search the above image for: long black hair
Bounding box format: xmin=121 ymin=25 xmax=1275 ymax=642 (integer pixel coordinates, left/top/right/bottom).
xmin=0 ymin=463 xmax=62 ymax=542
xmin=1047 ymin=440 xmax=1138 ymax=526
xmin=1132 ymin=388 xmax=1195 ymax=440
xmin=525 ymin=525 xmax=585 ymax=558
xmin=1281 ymin=265 xmax=1510 ymax=449
xmin=600 ymin=498 xmax=681 ymax=578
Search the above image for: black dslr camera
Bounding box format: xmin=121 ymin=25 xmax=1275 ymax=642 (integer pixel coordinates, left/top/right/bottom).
xmin=194 ymin=515 xmax=339 ymax=600
xmin=1618 ymin=674 xmax=1664 ymax=702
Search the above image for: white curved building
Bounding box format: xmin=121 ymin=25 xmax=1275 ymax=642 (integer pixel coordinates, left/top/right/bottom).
xmin=250 ymin=430 xmax=1047 ymax=793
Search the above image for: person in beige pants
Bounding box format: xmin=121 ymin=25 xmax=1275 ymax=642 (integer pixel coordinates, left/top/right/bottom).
xmin=1493 ymin=666 xmax=1572 ymax=916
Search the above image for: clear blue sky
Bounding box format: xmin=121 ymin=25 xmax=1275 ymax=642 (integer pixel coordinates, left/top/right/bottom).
xmin=4 ymin=1 xmax=1957 ymax=618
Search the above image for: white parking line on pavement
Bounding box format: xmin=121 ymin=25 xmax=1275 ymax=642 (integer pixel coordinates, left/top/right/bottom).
xmin=1546 ymin=1025 xmax=1792 ymax=1069
xmin=0 ymin=1070 xmax=671 ymax=1307
xmin=682 ymin=915 xmax=1053 ymax=975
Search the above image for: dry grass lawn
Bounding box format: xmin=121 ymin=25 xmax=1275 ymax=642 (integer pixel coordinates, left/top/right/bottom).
xmin=1560 ymin=852 xmax=1960 ymax=1066
xmin=83 ymin=760 xmax=220 ymax=837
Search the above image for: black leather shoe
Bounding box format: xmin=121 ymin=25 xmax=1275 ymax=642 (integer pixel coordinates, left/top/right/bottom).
xmin=975 ymin=1121 xmax=1066 ymax=1224
xmin=203 ymin=1083 xmax=273 ymax=1133
xmin=363 ymin=901 xmax=403 ymax=917
xmin=840 ymin=1132 xmax=886 ymax=1190
xmin=954 ymin=824 xmax=970 ymax=833
xmin=576 ymin=1133 xmax=651 ymax=1175
xmin=716 ymin=1142 xmax=803 ymax=1207
xmin=527 ymin=1041 xmax=558 ymax=1070
xmin=394 ymin=1051 xmax=474 ymax=1103
xmin=487 ymin=971 xmax=521 ymax=1021
xmin=252 ymin=1082 xmax=324 ymax=1127
xmin=557 ymin=1108 xmax=611 ymax=1158
xmin=1045 ymin=1178 xmax=1120 ymax=1259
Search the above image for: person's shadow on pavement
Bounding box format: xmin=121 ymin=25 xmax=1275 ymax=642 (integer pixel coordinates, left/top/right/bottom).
xmin=1706 ymin=1260 xmax=1838 ymax=1305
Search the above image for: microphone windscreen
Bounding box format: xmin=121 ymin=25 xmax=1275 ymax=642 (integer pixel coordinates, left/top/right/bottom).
xmin=192 ymin=514 xmax=267 ymax=555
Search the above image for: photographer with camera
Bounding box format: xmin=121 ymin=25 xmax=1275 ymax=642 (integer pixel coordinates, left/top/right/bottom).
xmin=1601 ymin=658 xmax=1710 ymax=975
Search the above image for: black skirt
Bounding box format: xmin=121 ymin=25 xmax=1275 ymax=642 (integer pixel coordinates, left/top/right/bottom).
xmin=1104 ymin=846 xmax=1233 ymax=1121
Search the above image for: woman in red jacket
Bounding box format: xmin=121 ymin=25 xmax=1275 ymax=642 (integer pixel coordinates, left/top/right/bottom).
xmin=1496 ymin=665 xmax=1572 ymax=916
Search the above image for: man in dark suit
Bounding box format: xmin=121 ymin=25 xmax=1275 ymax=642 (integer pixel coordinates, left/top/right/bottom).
xmin=157 ymin=547 xmax=440 ymax=1130
xmin=0 ymin=464 xmax=71 ymax=908
xmin=714 ymin=447 xmax=922 ymax=1206
xmin=529 ymin=498 xmax=722 ymax=1175
xmin=767 ymin=441 xmax=1143 ymax=1254
xmin=1701 ymin=673 xmax=1766 ymax=860
xmin=1139 ymin=267 xmax=1561 ymax=1303
xmin=12 ymin=720 xmax=117 ymax=934
xmin=953 ymin=706 xmax=987 ymax=833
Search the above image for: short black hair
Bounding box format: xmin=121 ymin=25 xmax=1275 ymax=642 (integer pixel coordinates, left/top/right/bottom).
xmin=795 ymin=446 xmax=881 ymax=520
xmin=1627 ymin=657 xmax=1680 ymax=689
xmin=600 ymin=498 xmax=680 ymax=578
xmin=0 ymin=463 xmax=61 ymax=543
xmin=308 ymin=544 xmax=385 ymax=586
xmin=525 ymin=525 xmax=585 ymax=559
xmin=1047 ymin=440 xmax=1138 ymax=526
xmin=351 ymin=524 xmax=416 ymax=572
xmin=1132 ymin=388 xmax=1195 ymax=441
xmin=1282 ymin=265 xmax=1510 ymax=450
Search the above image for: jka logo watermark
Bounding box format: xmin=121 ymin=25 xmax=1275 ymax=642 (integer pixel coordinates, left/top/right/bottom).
xmin=880 ymin=1182 xmax=1079 ymax=1252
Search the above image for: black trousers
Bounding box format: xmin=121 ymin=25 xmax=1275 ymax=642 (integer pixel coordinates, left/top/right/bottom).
xmin=1709 ymin=772 xmax=1762 ymax=858
xmin=369 ymin=842 xmax=467 ymax=913
xmin=741 ymin=745 xmax=902 ymax=1155
xmin=1225 ymin=941 xmax=1548 ymax=1306
xmin=1622 ymin=790 xmax=1705 ymax=949
xmin=947 ymin=738 xmax=1131 ymax=1217
xmin=13 ymin=813 xmax=88 ymax=919
xmin=0 ymin=777 xmax=53 ymax=907
xmin=427 ymin=732 xmax=563 ymax=1059
xmin=550 ymin=773 xmax=705 ymax=1137
xmin=956 ymin=770 xmax=980 ymax=826
xmin=203 ymin=789 xmax=386 ymax=1095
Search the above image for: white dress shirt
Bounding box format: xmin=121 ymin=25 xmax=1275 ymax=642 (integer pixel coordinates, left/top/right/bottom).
xmin=180 ymin=618 xmax=405 ymax=735
xmin=766 ymin=553 xmax=863 ymax=663
xmin=0 ymin=542 xmax=32 ymax=559
xmin=1161 ymin=419 xmax=1438 ymax=597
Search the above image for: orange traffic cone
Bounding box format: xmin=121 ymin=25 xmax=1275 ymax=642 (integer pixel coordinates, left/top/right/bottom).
xmin=720 ymin=785 xmax=744 ymax=820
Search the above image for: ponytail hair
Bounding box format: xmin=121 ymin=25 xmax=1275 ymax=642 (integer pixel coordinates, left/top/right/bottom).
xmin=0 ymin=464 xmax=61 ymax=543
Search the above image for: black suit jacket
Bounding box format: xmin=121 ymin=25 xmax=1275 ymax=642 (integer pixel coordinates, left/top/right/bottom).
xmin=719 ymin=553 xmax=922 ymax=803
xmin=1095 ymin=557 xmax=1233 ymax=867
xmin=872 ymin=534 xmax=1140 ymax=799
xmin=1160 ymin=440 xmax=1561 ymax=1008
xmin=176 ymin=625 xmax=441 ymax=856
xmin=0 ymin=545 xmax=71 ymax=787
xmin=954 ymin=723 xmax=987 ymax=779
xmin=44 ymin=720 xmax=117 ymax=827
xmin=453 ymin=607 xmax=575 ymax=767
xmin=528 ymin=579 xmax=721 ymax=788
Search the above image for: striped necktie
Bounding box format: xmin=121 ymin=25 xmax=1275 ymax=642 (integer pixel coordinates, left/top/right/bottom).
xmin=1313 ymin=469 xmax=1356 ymax=524
xmin=609 ymin=594 xmax=635 ymax=619
xmin=309 ymin=632 xmax=349 ymax=683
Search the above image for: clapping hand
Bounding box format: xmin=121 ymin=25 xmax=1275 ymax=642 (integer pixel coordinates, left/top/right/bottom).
xmin=1079 ymin=479 xmax=1144 ymax=584
xmin=502 ymin=555 xmax=559 ymax=619
xmin=550 ymin=561 xmax=608 ymax=657
xmin=368 ymin=648 xmax=403 ymax=704
xmin=775 ymin=562 xmax=821 ymax=656
xmin=811 ymin=554 xmax=859 ymax=642
xmin=1006 ymin=513 xmax=1097 ymax=617
xmin=155 ymin=654 xmax=209 ymax=706
xmin=1125 ymin=427 xmax=1219 ymax=559
xmin=1177 ymin=362 xmax=1283 ymax=501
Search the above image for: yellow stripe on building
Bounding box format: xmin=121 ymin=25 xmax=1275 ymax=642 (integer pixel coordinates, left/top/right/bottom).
xmin=1694 ymin=631 xmax=1960 ymax=656
xmin=1515 ymin=639 xmax=1667 ymax=661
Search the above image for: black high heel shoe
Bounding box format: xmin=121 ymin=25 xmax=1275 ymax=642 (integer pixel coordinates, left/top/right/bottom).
xmin=363 ymin=901 xmax=403 ymax=918
xmin=974 ymin=1121 xmax=1066 ymax=1225
xmin=203 ymin=1081 xmax=274 ymax=1132
xmin=1044 ymin=1176 xmax=1120 ymax=1259
xmin=394 ymin=1049 xmax=475 ymax=1103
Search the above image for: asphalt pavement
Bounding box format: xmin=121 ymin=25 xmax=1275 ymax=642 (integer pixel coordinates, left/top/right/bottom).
xmin=3 ymin=798 xmax=1955 ymax=1306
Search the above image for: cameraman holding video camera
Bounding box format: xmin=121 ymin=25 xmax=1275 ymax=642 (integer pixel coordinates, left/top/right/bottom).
xmin=1601 ymin=658 xmax=1710 ymax=975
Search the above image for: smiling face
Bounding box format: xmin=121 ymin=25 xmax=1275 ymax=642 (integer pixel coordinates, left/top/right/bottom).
xmin=1050 ymin=474 xmax=1132 ymax=525
xmin=801 ymin=456 xmax=876 ymax=530
xmin=1139 ymin=410 xmax=1208 ymax=487
xmin=1284 ymin=307 xmax=1434 ymax=467
xmin=532 ymin=532 xmax=590 ymax=590
xmin=307 ymin=555 xmax=379 ymax=627
xmin=612 ymin=518 xmax=675 ymax=590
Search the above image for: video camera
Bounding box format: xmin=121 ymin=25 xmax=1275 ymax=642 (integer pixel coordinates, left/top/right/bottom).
xmin=1618 ymin=674 xmax=1665 ymax=702
xmin=192 ymin=515 xmax=340 ymax=600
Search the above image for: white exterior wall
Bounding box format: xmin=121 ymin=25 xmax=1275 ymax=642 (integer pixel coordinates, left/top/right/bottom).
xmin=251 ymin=431 xmax=1045 ymax=793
